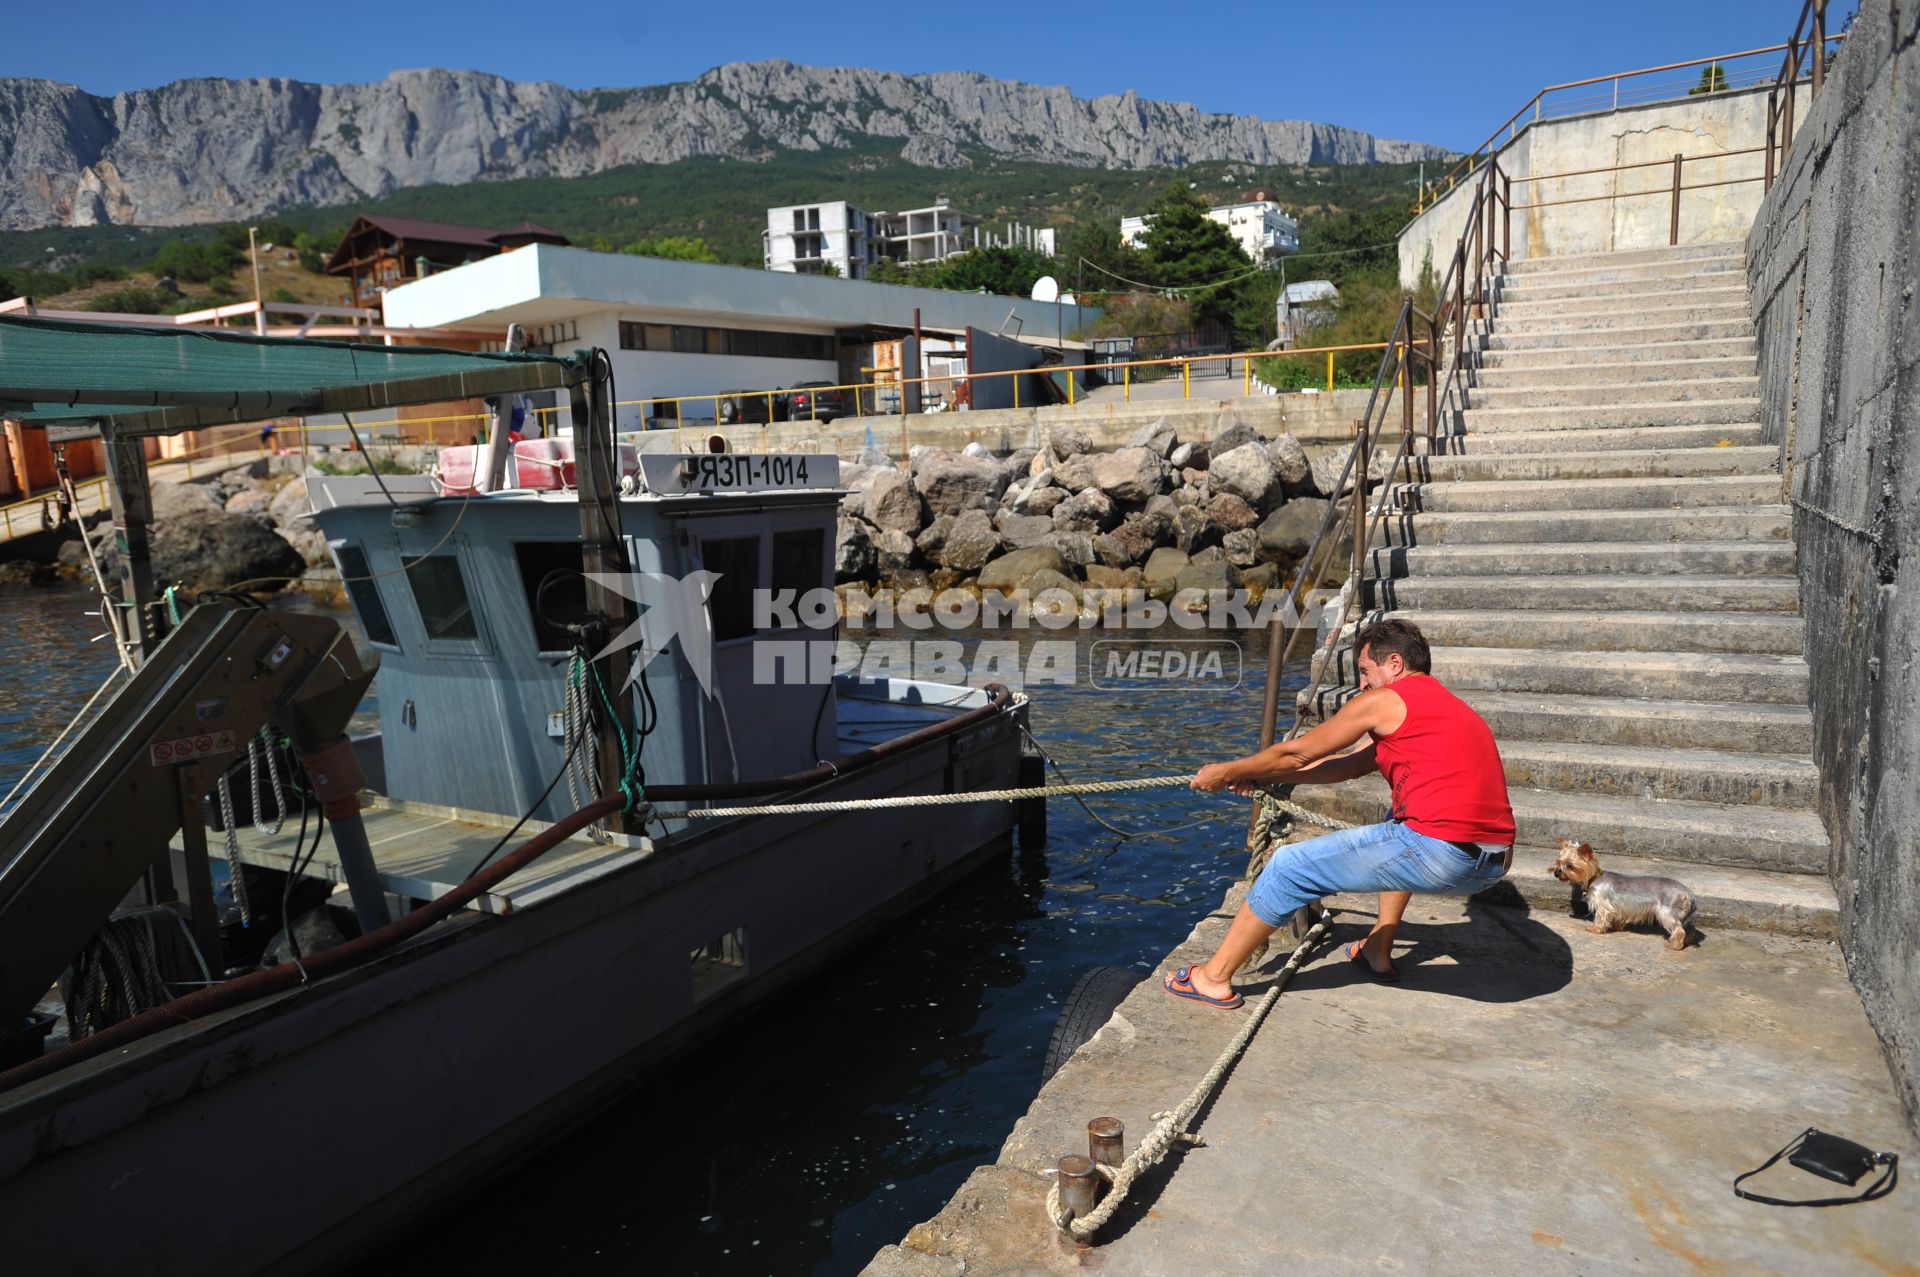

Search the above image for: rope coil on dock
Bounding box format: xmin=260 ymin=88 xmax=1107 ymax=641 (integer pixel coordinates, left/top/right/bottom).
xmin=1043 ymin=908 xmax=1337 ymax=1240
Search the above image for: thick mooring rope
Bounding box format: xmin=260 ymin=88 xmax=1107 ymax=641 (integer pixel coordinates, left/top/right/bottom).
xmin=1043 ymin=908 xmax=1337 ymax=1239
xmin=660 ymin=777 xmax=1352 ymax=831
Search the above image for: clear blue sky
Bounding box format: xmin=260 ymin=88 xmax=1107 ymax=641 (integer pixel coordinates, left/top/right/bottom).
xmin=2 ymin=0 xmax=1858 ymax=152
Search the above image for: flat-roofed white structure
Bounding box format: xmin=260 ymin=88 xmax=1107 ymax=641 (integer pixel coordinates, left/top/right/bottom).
xmin=383 ymin=243 xmax=1090 ymax=427
xmin=1120 ymin=188 xmax=1300 ymax=262
xmin=764 ymin=201 xmax=881 ymax=279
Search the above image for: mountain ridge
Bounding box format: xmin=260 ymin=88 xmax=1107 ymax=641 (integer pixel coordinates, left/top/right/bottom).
xmin=0 ymin=61 xmax=1452 ymax=230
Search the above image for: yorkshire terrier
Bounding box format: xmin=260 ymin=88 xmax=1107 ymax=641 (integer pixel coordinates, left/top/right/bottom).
xmin=1550 ymin=838 xmax=1697 ymax=951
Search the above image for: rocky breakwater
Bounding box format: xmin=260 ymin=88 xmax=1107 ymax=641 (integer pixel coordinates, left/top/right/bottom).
xmin=831 ymin=416 xmax=1369 ymax=609
xmin=0 ymin=466 xmax=326 ymax=596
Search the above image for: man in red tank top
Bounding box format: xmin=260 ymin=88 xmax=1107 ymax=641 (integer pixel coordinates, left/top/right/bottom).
xmin=1164 ymin=619 xmax=1517 ymax=1008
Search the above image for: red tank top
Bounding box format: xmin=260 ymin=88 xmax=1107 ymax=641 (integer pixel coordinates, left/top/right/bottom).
xmin=1371 ymin=674 xmax=1516 ymax=844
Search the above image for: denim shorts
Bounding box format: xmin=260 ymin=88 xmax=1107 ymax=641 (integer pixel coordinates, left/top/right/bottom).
xmin=1245 ymin=820 xmax=1512 ymax=927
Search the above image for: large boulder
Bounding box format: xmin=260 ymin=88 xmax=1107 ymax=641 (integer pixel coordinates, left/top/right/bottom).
xmin=1167 ymin=442 xmax=1196 ymax=470
xmin=267 ymin=477 xmax=314 ymax=527
xmin=936 ymin=510 xmax=1001 ymax=571
xmin=1209 ymin=419 xmax=1267 ymax=456
xmin=1051 ymin=489 xmax=1118 ymax=533
xmin=855 ymin=447 xmax=896 ymax=470
xmin=151 ymin=481 xmax=221 ymax=521
xmin=1091 ymin=532 xmax=1131 ymax=568
xmin=914 ymin=513 xmax=955 ymax=560
xmin=978 ymin=545 xmax=1071 ymax=592
xmin=1242 ymin=562 xmax=1282 ymax=593
xmin=1087 ymin=447 xmax=1170 ymax=504
xmin=1048 ymin=426 xmax=1095 ymax=458
xmin=1208 ymin=442 xmax=1280 ymax=513
xmin=134 ymin=514 xmax=308 ymax=592
xmin=1256 ymin=497 xmax=1330 ymax=561
xmin=1042 ymin=531 xmax=1095 ymax=569
xmin=1083 ymin=563 xmax=1134 ymax=591
xmin=224 ymin=488 xmax=273 ymax=517
xmin=1175 ymin=558 xmax=1242 ymax=596
xmin=872 ymin=528 xmax=916 ymax=577
xmin=1223 ymin=527 xmax=1261 ymax=567
xmin=1124 ymin=417 xmax=1178 ymax=459
xmin=1142 ymin=547 xmax=1190 ymax=601
xmin=835 ymin=517 xmax=875 ymax=580
xmin=1024 ymin=486 xmax=1067 ymax=517
xmin=1000 ymin=448 xmax=1040 ymax=485
xmin=1052 ymin=454 xmax=1099 ymax=493
xmin=1308 ymin=442 xmax=1389 ymax=498
xmin=961 ymin=441 xmax=992 ymax=460
xmin=994 ymin=511 xmax=1057 ymax=549
xmin=1269 ymin=433 xmax=1313 ymax=491
xmin=863 ymin=468 xmax=924 ymax=534
xmin=910 ymin=448 xmax=1006 ymax=516
xmin=1110 ymin=512 xmax=1163 ymax=564
xmin=1171 ymin=504 xmax=1220 ymax=555
xmin=1206 ymin=492 xmax=1260 ymax=532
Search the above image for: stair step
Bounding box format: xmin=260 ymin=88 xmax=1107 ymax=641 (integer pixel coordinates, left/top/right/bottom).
xmin=1371 ymin=540 xmax=1798 ymax=579
xmin=1498 ymin=285 xmax=1748 ymax=320
xmin=1413 ymin=446 xmax=1778 ymax=481
xmin=1459 ymin=399 xmax=1761 ymax=431
xmin=1382 ymin=608 xmax=1804 ymax=655
xmin=1406 ymin=474 xmax=1782 ymax=513
xmin=1497 ymin=267 xmax=1747 ymax=303
xmin=1370 ymin=574 xmax=1801 ymax=615
xmin=1294 ymin=777 xmax=1829 ymax=873
xmin=1502 ymin=242 xmax=1747 ymax=275
xmin=1420 ymin=423 xmax=1771 ymax=455
xmin=1494 ymin=846 xmax=1836 ymax=938
xmin=1479 ymin=337 xmax=1756 ymax=368
xmin=1474 ymin=356 xmax=1756 ymax=388
xmin=1498 ymin=740 xmax=1818 ymax=807
xmin=1456 ymin=689 xmax=1814 ymax=753
xmin=1484 ymin=318 xmax=1756 ymax=349
xmin=1468 ymin=376 xmax=1760 ymax=410
xmin=1377 ymin=506 xmax=1791 ymax=547
xmin=1429 ymin=645 xmax=1809 ymax=704
xmin=1497 ymin=254 xmax=1746 ymax=289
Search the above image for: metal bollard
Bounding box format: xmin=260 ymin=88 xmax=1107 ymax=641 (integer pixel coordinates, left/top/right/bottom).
xmin=1087 ymin=1117 xmax=1124 ymax=1168
xmin=1055 ymin=1154 xmax=1099 ymax=1221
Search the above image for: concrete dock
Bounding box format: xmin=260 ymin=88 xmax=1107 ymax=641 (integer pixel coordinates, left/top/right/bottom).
xmin=865 ymin=881 xmax=1918 ymax=1276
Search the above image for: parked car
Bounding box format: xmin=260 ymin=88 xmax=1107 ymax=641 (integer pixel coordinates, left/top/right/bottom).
xmin=716 ymin=391 xmax=779 ymax=425
xmin=781 ymin=381 xmax=850 ymax=422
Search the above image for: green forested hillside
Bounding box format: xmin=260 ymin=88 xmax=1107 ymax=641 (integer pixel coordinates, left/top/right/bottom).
xmin=0 ymin=145 xmax=1423 ymax=282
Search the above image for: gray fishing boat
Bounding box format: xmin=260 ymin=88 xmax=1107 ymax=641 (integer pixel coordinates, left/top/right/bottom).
xmin=0 ymin=316 xmax=1030 ymax=1273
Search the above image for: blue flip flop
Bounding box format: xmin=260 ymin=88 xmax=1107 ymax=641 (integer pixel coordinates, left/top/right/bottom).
xmin=1163 ymin=966 xmax=1244 ymax=1010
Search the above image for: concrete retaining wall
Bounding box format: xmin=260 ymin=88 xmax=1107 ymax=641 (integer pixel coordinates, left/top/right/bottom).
xmin=1746 ymin=0 xmax=1920 ymax=1134
xmin=678 ymin=388 xmax=1423 ymax=460
xmin=1400 ymin=84 xmax=1808 ymax=286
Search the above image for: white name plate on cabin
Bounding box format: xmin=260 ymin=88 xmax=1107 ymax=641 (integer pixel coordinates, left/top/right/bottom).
xmin=640 ymin=453 xmax=840 ymax=496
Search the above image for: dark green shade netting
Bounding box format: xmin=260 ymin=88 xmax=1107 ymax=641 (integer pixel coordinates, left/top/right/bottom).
xmin=0 ymin=314 xmax=586 ymax=436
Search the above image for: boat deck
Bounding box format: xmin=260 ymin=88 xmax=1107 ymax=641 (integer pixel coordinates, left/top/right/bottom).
xmin=199 ymin=799 xmax=647 ymax=916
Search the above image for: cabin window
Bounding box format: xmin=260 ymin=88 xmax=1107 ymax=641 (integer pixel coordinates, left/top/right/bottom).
xmin=514 ymin=541 xmax=588 ymax=653
xmin=699 ymin=535 xmax=761 ymax=642
xmin=334 ymin=543 xmax=398 ymax=648
xmin=770 ymin=527 xmax=827 ymax=624
xmin=404 ymin=554 xmax=479 ymax=642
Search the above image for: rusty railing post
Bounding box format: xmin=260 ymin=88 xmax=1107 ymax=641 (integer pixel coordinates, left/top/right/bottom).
xmin=1502 ymin=169 xmax=1512 ymax=261
xmin=1783 ymin=50 xmax=1797 ymax=155
xmin=1401 ymin=333 xmax=1415 ymax=442
xmin=1351 ymin=415 xmax=1370 ymax=587
xmin=1766 ymin=95 xmax=1777 ymax=191
xmin=1426 ymin=313 xmax=1440 ymax=441
xmin=1670 ymin=153 xmax=1684 ymax=245
xmin=1812 ymin=1 xmax=1826 ymax=97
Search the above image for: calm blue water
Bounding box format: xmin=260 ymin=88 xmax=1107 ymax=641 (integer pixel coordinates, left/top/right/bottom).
xmin=0 ymin=589 xmax=1307 ymax=1276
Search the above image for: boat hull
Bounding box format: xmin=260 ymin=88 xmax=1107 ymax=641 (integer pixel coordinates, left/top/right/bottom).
xmin=0 ymin=706 xmax=1022 ymax=1275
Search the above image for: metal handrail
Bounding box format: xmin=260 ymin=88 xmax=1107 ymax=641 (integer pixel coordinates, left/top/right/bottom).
xmin=1765 ymin=0 xmax=1833 ymax=190
xmin=1418 ymin=18 xmax=1846 ymax=212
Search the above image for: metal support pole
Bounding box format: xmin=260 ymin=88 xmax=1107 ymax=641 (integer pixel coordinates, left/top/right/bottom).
xmin=1765 ymin=99 xmax=1777 ymax=191
xmin=101 ymin=427 xmax=157 ymax=664
xmin=1670 ymin=153 xmax=1684 ymax=246
xmin=1326 ymin=350 xmax=1334 ymax=392
xmin=1502 ymin=171 xmax=1512 ymax=261
xmin=1812 ymin=2 xmax=1826 ymax=97
xmin=1351 ymin=417 xmax=1370 ymax=586
xmin=172 ymin=764 xmax=225 ymax=970
xmin=1426 ymin=315 xmax=1440 ymax=440
xmin=571 ymin=366 xmax=637 ymax=833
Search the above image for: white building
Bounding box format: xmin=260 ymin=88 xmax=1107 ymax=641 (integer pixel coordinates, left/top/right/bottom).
xmin=763 ymin=201 xmax=883 ymax=279
xmin=1120 ymin=188 xmax=1300 ymax=262
xmin=763 ymin=198 xmax=1045 ymax=278
xmin=382 ymin=243 xmax=1092 ymax=427
xmin=1276 ymin=279 xmax=1339 ymax=345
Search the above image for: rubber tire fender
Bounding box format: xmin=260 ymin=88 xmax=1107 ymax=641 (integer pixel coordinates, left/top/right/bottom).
xmin=1042 ymin=964 xmax=1142 ymax=1083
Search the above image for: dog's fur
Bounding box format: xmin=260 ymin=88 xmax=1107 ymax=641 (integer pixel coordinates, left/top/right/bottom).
xmin=1550 ymin=838 xmax=1697 ymax=950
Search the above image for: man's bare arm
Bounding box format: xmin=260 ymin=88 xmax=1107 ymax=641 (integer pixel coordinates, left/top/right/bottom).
xmin=1190 ymin=690 xmax=1400 ymax=792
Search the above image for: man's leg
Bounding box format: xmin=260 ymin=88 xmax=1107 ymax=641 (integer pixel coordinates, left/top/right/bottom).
xmin=1349 ymin=891 xmax=1410 ymax=974
xmin=1179 ymin=822 xmax=1400 ymax=1001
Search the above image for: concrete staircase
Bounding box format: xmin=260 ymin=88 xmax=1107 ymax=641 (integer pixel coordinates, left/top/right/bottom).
xmin=1299 ymin=240 xmax=1836 ymax=936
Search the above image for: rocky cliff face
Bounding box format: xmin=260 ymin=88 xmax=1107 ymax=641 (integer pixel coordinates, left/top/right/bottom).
xmin=0 ymin=63 xmax=1450 ymax=229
